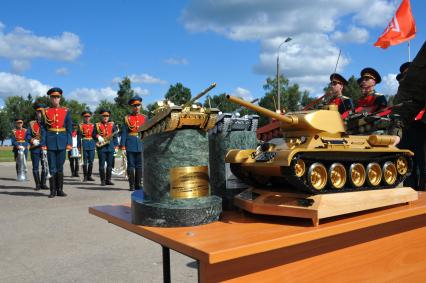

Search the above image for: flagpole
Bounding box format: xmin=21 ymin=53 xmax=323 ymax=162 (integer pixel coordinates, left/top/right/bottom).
xmin=408 ymin=40 xmax=411 ymax=62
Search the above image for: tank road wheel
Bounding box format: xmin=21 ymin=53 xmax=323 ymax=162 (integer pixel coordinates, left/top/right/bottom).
xmin=294 ymin=159 xmax=306 ymax=178
xmin=328 ymin=163 xmax=346 ymax=189
xmin=308 ymin=163 xmax=327 ymax=191
xmin=366 ymin=163 xmax=382 ymax=186
xmin=383 ymin=161 xmax=397 ymax=186
xmin=349 ymin=163 xmax=366 ymax=188
xmin=396 ymin=156 xmax=408 ymax=176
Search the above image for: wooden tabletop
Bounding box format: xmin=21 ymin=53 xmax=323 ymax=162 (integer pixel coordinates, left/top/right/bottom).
xmin=89 ymin=192 xmax=426 ymax=264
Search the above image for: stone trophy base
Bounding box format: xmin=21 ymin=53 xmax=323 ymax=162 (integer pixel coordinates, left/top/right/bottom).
xmin=209 ymin=131 xmax=258 ymax=210
xmin=131 ymin=190 xmax=222 ymax=227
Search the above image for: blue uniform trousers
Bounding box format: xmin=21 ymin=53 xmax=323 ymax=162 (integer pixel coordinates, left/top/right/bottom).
xmin=126 ymin=151 xmax=142 ymax=170
xmin=98 ymin=150 xmax=114 ymax=171
xmin=31 ymin=150 xmax=46 ymax=173
xmin=47 ymin=150 xmax=66 ymax=175
xmin=83 ymin=149 xmax=95 ymax=165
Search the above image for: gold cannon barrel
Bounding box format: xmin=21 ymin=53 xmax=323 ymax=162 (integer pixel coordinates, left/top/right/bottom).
xmin=188 ymin=83 xmax=217 ymax=104
xmin=226 ymin=95 xmax=297 ymax=125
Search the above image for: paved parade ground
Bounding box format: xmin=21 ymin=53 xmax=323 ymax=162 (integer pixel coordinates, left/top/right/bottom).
xmin=0 ymin=161 xmax=197 ymax=283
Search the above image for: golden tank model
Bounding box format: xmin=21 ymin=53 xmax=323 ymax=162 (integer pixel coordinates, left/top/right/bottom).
xmin=225 ymin=95 xmax=413 ymax=194
xmin=139 ymin=83 xmax=220 ymax=138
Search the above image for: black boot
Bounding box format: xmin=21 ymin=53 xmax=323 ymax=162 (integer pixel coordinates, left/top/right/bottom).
xmin=135 ymin=168 xmax=142 ymax=190
xmin=100 ymin=169 xmax=106 ymax=186
xmin=40 ymin=171 xmax=49 ymax=190
xmin=127 ymin=169 xmax=135 ymax=191
xmin=74 ymin=160 xmax=79 ymax=177
xmin=33 ymin=172 xmax=41 ymax=191
xmin=70 ymin=159 xmax=75 ymax=177
xmin=87 ymin=164 xmax=95 ymax=181
xmin=48 ymin=175 xmax=56 ymax=198
xmin=56 ymin=172 xmax=67 ymax=197
xmin=105 ymin=167 xmax=114 ymax=185
xmin=82 ymin=164 xmax=88 ymax=182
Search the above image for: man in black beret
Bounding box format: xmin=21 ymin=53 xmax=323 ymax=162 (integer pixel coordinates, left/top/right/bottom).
xmin=326 ymin=73 xmax=354 ymax=117
xmin=356 ymin=67 xmax=387 ymax=113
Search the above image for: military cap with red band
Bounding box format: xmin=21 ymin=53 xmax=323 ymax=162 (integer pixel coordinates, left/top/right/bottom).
xmin=360 ymin=68 xmax=381 ymax=84
xmin=128 ymin=95 xmax=142 ymax=106
xmin=47 ymin=87 xmax=63 ymax=97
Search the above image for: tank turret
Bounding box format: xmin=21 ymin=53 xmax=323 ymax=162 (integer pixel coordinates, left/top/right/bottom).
xmin=224 ymin=95 xmax=413 ymax=194
xmin=139 ymin=83 xmax=220 ymax=138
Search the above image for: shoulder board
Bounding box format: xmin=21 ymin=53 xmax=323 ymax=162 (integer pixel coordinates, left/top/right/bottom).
xmin=79 ymin=123 xmax=83 ymax=132
xmin=341 ymin=95 xmax=350 ymax=99
xmin=374 ymin=92 xmax=384 ymax=96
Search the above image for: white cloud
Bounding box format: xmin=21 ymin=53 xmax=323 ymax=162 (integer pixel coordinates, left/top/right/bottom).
xmin=0 ymin=72 xmax=50 ymax=101
xmin=164 ymin=57 xmax=189 ymax=65
xmin=11 ymin=59 xmax=31 ymax=73
xmin=134 ymin=87 xmax=150 ymax=96
xmin=331 ymin=26 xmax=369 ymax=43
xmin=353 ymin=0 xmax=397 ymax=28
xmin=56 ymin=67 xmax=69 ymax=76
xmin=68 ymin=87 xmax=117 ymax=111
xmin=231 ymin=87 xmax=253 ymax=101
xmin=0 ymin=23 xmax=83 ymax=72
xmin=381 ymin=73 xmax=399 ymax=96
xmin=112 ymin=74 xmax=167 ymax=85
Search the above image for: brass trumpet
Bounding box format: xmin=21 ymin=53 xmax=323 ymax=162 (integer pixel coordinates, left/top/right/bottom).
xmin=96 ymin=129 xmax=119 ymax=148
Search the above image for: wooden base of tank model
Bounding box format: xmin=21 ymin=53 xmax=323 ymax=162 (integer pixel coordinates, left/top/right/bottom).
xmin=234 ymin=187 xmax=418 ymax=226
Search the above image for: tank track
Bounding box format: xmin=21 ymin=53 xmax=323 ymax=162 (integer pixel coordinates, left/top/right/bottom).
xmin=231 ymin=152 xmax=412 ymax=195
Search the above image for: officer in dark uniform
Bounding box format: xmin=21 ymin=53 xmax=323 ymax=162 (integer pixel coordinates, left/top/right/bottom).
xmin=26 ymin=103 xmax=49 ymax=190
xmin=120 ymin=95 xmax=146 ymax=191
xmin=327 ymin=73 xmax=354 ymax=116
xmin=356 ymin=68 xmax=387 ymax=113
xmin=78 ymin=111 xmax=96 ymax=182
xmin=11 ymin=117 xmax=28 ymax=177
xmin=68 ymin=123 xmax=80 ymax=177
xmin=41 ymin=87 xmax=72 ymax=198
xmin=93 ymin=109 xmax=118 ymax=186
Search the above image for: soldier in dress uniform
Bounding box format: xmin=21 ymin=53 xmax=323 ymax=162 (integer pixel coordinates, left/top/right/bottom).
xmin=11 ymin=117 xmax=29 ymax=176
xmin=93 ymin=109 xmax=118 ymax=186
xmin=78 ymin=111 xmax=96 ymax=182
xmin=120 ymin=95 xmax=146 ymax=191
xmin=327 ymin=73 xmax=354 ymax=117
xmin=26 ymin=103 xmax=49 ymax=190
xmin=356 ymin=67 xmax=387 ymax=113
xmin=68 ymin=123 xmax=80 ymax=177
xmin=41 ymin=87 xmax=72 ymax=198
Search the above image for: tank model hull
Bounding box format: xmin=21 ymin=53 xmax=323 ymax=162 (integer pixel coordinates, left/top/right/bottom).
xmin=210 ymin=113 xmax=259 ymax=135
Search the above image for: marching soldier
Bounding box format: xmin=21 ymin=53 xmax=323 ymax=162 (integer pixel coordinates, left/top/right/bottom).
xmin=78 ymin=111 xmax=96 ymax=182
xmin=41 ymin=87 xmax=72 ymax=198
xmin=11 ymin=117 xmax=28 ymax=177
xmin=68 ymin=123 xmax=80 ymax=177
xmin=93 ymin=109 xmax=118 ymax=186
xmin=327 ymin=73 xmax=354 ymax=117
xmin=356 ymin=67 xmax=387 ymax=113
xmin=26 ymin=103 xmax=49 ymax=190
xmin=120 ymin=95 xmax=145 ymax=191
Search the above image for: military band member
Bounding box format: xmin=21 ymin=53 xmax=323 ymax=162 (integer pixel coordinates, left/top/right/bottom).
xmin=120 ymin=95 xmax=145 ymax=191
xmin=93 ymin=109 xmax=118 ymax=186
xmin=356 ymin=67 xmax=387 ymax=113
xmin=41 ymin=87 xmax=72 ymax=198
xmin=26 ymin=103 xmax=48 ymax=190
xmin=11 ymin=117 xmax=28 ymax=177
xmin=327 ymin=73 xmax=354 ymax=117
xmin=68 ymin=123 xmax=80 ymax=177
xmin=78 ymin=111 xmax=96 ymax=182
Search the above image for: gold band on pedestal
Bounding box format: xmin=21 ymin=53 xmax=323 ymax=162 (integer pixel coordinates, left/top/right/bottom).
xmin=170 ymin=166 xmax=209 ymax=199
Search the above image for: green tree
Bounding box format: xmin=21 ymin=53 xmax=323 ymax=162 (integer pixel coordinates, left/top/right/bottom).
xmin=115 ymin=77 xmax=135 ymax=107
xmin=165 ymin=83 xmax=191 ymax=105
xmin=343 ymin=75 xmax=362 ymax=106
xmin=5 ymin=94 xmax=34 ymax=125
xmin=63 ymin=99 xmax=89 ymax=125
xmin=0 ymin=110 xmax=12 ymax=145
xmin=146 ymin=102 xmax=160 ymax=118
xmin=300 ymin=91 xmax=315 ymax=108
xmin=203 ymin=93 xmax=239 ymax=113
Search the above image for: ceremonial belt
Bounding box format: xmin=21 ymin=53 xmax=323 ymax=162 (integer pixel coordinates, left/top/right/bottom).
xmin=83 ymin=137 xmax=93 ymax=140
xmin=129 ymin=132 xmax=139 ymax=136
xmin=16 ymin=140 xmax=25 ymax=143
xmin=48 ymin=128 xmax=66 ymax=132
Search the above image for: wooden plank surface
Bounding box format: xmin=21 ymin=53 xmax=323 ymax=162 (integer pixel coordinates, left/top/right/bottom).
xmin=89 ymin=192 xmax=426 ymax=264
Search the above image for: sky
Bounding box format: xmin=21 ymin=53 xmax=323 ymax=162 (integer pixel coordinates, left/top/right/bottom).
xmin=0 ymin=0 xmax=425 ymax=111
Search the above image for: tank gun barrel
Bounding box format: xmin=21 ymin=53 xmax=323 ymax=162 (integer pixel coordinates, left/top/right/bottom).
xmin=226 ymin=95 xmax=297 ymax=125
xmin=188 ymin=83 xmax=217 ymax=105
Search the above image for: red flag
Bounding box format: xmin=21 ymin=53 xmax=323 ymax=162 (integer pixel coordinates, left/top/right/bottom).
xmin=374 ymin=0 xmax=416 ymax=49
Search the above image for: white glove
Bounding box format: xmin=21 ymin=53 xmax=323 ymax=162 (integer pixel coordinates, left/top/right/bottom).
xmin=98 ymin=136 xmax=105 ymax=143
xmin=42 ymin=149 xmax=47 ymax=155
xmin=33 ymin=139 xmax=40 ymax=146
xmin=18 ymin=146 xmax=25 ymax=150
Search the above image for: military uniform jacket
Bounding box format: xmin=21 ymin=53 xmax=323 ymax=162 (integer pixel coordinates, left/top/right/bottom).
xmin=120 ymin=114 xmax=145 ymax=152
xmin=330 ymin=95 xmax=354 ymax=116
xmin=356 ymin=91 xmax=387 ymax=114
xmin=41 ymin=107 xmax=72 ymax=150
xmin=26 ymin=120 xmax=44 ymax=152
xmin=12 ymin=128 xmax=28 ymax=151
xmin=77 ymin=123 xmax=95 ymax=150
xmin=93 ymin=121 xmax=118 ymax=153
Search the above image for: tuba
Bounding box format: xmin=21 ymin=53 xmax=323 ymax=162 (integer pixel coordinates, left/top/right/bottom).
xmin=112 ymin=150 xmax=128 ymax=179
xmin=42 ymin=150 xmax=51 ymax=179
xmin=96 ymin=128 xmax=120 ymax=148
xmin=16 ymin=148 xmax=28 ymax=182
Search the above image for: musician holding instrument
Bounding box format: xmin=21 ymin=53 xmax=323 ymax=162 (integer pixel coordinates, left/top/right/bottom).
xmin=356 ymin=68 xmax=387 ymax=114
xmin=26 ymin=103 xmax=49 ymax=190
xmin=327 ymin=73 xmax=354 ymax=117
xmin=11 ymin=117 xmax=28 ymax=178
xmin=120 ymin=95 xmax=145 ymax=191
xmin=67 ymin=123 xmax=80 ymax=177
xmin=78 ymin=111 xmax=96 ymax=182
xmin=93 ymin=109 xmax=118 ymax=186
xmin=41 ymin=87 xmax=72 ymax=198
